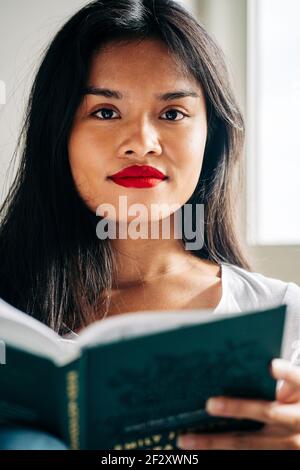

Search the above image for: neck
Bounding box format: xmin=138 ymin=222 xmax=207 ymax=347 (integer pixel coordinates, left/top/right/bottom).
xmin=109 ymin=213 xmax=205 ymax=288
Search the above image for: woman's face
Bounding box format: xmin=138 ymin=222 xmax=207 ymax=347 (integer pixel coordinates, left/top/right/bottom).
xmin=68 ymin=38 xmax=207 ymax=222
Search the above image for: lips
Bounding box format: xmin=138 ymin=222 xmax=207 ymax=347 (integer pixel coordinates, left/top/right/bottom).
xmin=109 ymin=165 xmax=167 ymax=179
xmin=108 ymin=165 xmax=168 ymax=189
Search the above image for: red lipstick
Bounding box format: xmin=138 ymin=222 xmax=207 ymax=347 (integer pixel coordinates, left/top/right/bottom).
xmin=108 ymin=165 xmax=168 ymax=188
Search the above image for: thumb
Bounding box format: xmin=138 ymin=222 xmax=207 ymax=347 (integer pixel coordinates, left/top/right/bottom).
xmin=276 ymin=379 xmax=300 ymax=403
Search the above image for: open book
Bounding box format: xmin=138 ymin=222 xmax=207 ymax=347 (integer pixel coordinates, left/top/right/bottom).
xmin=0 ymin=298 xmax=286 ymax=450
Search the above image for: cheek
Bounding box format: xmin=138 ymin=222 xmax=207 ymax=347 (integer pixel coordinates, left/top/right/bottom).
xmin=68 ymin=127 xmax=113 ymax=211
xmin=68 ymin=126 xmax=109 ymax=181
xmin=167 ymin=125 xmax=207 ymax=202
xmin=173 ymin=125 xmax=207 ymax=175
xmin=69 ymin=126 xmax=93 ymax=161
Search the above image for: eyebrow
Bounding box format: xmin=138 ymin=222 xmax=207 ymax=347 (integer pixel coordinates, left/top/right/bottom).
xmin=83 ymin=87 xmax=200 ymax=101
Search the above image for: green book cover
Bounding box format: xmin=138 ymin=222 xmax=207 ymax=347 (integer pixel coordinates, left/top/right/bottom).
xmin=0 ymin=300 xmax=286 ymax=450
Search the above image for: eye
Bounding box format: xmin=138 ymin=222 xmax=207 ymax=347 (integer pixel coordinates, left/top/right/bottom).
xmin=91 ymin=108 xmax=119 ymax=120
xmin=160 ymin=109 xmax=188 ymax=121
xmin=91 ymin=107 xmax=189 ymax=121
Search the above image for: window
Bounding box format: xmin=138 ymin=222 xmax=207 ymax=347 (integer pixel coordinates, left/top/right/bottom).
xmin=247 ymin=0 xmax=300 ymax=245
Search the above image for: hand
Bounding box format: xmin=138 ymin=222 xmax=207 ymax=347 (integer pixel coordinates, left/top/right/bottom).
xmin=176 ymin=358 xmax=300 ymax=450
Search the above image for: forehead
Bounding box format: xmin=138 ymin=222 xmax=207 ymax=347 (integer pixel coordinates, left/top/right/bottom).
xmin=88 ymin=38 xmax=201 ymax=94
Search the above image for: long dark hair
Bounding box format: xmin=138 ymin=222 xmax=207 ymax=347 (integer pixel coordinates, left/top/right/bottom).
xmin=0 ymin=0 xmax=252 ymax=334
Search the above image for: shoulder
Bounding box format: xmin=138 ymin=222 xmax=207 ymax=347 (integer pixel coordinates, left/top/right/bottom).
xmin=222 ymin=262 xmax=300 ymax=310
xmin=223 ymin=263 xmax=300 ymax=361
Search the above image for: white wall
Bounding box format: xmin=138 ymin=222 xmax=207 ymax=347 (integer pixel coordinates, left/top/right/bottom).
xmin=0 ymin=0 xmax=90 ymax=203
xmin=195 ymin=0 xmax=249 ymax=258
xmin=194 ymin=0 xmax=300 ymax=285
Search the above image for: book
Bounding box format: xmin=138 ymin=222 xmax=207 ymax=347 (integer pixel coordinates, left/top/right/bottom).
xmin=0 ymin=297 xmax=286 ymax=450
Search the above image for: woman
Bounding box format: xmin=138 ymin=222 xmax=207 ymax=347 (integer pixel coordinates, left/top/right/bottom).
xmin=1 ymin=0 xmax=300 ymax=450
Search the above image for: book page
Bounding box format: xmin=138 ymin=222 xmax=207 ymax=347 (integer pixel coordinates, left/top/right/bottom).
xmin=0 ymin=298 xmax=80 ymax=365
xmin=77 ymin=309 xmax=243 ymax=349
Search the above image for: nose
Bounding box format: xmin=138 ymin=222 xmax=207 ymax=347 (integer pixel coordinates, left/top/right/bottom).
xmin=117 ymin=117 xmax=163 ymax=160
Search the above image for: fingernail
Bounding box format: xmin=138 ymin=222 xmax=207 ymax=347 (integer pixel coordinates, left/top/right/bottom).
xmin=276 ymin=378 xmax=285 ymax=391
xmin=206 ymin=398 xmax=225 ymax=414
xmin=177 ymin=435 xmax=196 ymax=449
xmin=272 ymin=358 xmax=289 ymax=374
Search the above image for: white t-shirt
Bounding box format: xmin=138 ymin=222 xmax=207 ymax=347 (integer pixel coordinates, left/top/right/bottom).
xmin=214 ymin=262 xmax=300 ymax=363
xmin=2 ymin=262 xmax=298 ymax=365
xmin=63 ymin=262 xmax=300 ymax=364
